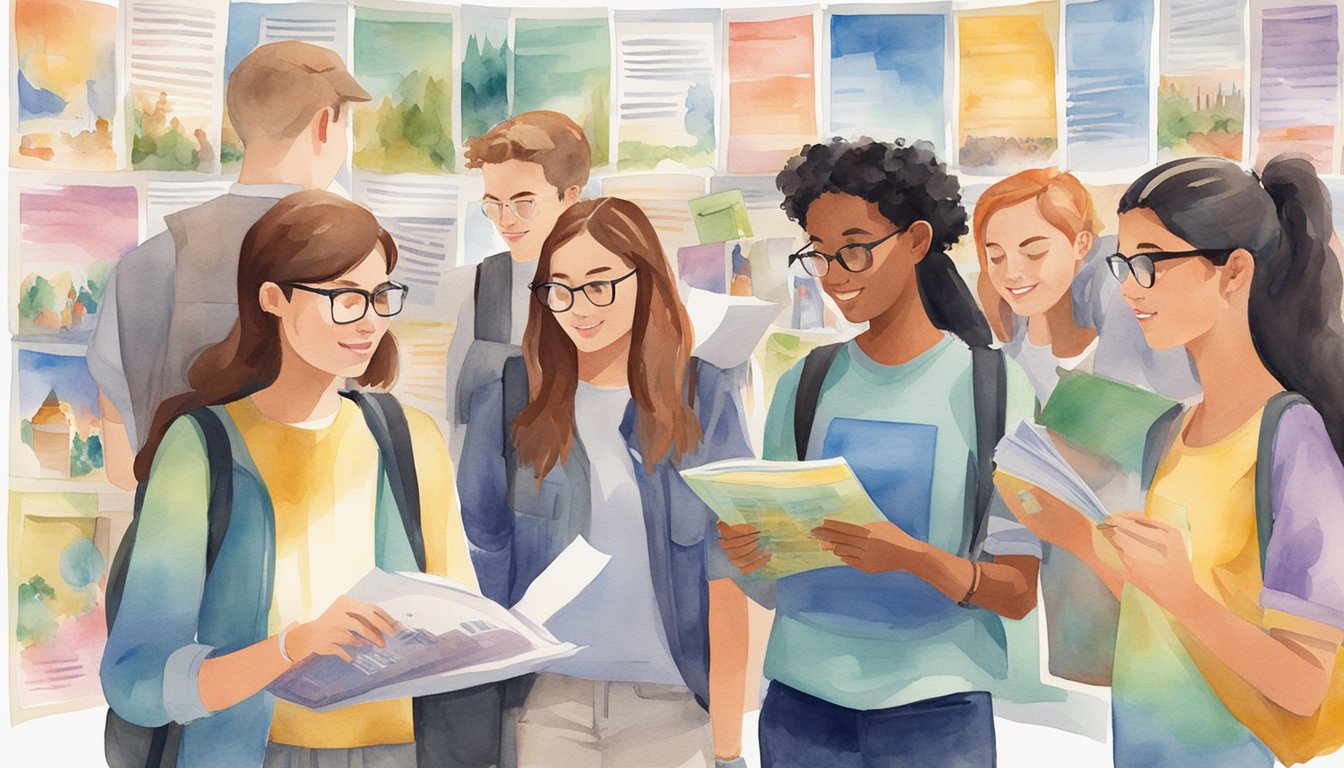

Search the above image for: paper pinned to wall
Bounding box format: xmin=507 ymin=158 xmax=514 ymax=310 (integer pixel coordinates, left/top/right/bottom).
xmin=726 ymin=12 xmax=819 ymax=174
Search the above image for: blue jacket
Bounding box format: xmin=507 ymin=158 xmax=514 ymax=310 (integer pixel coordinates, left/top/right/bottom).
xmin=457 ymin=357 xmax=753 ymax=705
xmin=100 ymin=407 xmax=421 ymax=767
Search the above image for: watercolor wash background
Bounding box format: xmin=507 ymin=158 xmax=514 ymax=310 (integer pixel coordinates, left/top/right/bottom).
xmin=7 ymin=0 xmax=1344 ymax=765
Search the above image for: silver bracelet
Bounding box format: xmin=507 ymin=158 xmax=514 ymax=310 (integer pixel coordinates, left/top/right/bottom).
xmin=277 ymin=624 xmax=295 ymax=664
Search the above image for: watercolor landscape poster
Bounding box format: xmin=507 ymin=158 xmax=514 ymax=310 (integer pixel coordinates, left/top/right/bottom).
xmin=1064 ymin=0 xmax=1154 ymax=170
xmin=12 ymin=181 xmax=141 ymax=341
xmin=8 ymin=492 xmax=110 ymax=722
xmin=1252 ymin=0 xmax=1341 ymax=172
xmin=353 ymin=5 xmax=456 ymax=174
xmin=957 ymin=2 xmax=1060 ymax=172
xmin=126 ymin=0 xmax=227 ymax=172
xmin=12 ymin=348 xmax=106 ymax=484
xmin=1159 ymin=0 xmax=1247 ymax=161
xmin=460 ymin=6 xmax=510 ymax=142
xmin=827 ymin=8 xmax=947 ymax=155
xmin=726 ymin=13 xmax=818 ymax=174
xmin=514 ymin=14 xmax=612 ymax=167
xmin=12 ymin=0 xmax=120 ymax=171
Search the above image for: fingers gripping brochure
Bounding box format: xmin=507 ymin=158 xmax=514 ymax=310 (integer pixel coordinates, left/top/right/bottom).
xmin=267 ymin=537 xmax=611 ymax=711
xmin=680 ymin=457 xmax=886 ymax=579
xmin=994 ymin=420 xmax=1110 ymax=524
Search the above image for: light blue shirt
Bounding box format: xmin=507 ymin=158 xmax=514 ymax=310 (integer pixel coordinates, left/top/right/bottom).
xmin=545 ymin=382 xmax=684 ymax=685
xmin=761 ymin=335 xmax=1041 ymax=710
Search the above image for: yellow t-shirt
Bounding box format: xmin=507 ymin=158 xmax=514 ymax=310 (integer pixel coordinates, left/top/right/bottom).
xmin=226 ymin=397 xmax=477 ymax=749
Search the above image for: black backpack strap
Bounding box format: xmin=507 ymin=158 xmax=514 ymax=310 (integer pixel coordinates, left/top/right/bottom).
xmin=966 ymin=346 xmax=1007 ymax=558
xmin=793 ymin=343 xmax=844 ymax=460
xmin=474 ymin=251 xmax=514 ymax=345
xmin=342 ymin=391 xmax=426 ymax=572
xmin=1255 ymin=392 xmax=1310 ymax=577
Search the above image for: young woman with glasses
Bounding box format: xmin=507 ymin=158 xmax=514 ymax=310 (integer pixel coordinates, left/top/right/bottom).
xmin=719 ymin=137 xmax=1042 ymax=767
xmin=970 ymin=169 xmax=1203 ymax=690
xmin=973 ymin=168 xmax=1201 ymax=407
xmin=997 ymin=155 xmax=1344 ymax=767
xmin=102 ymin=190 xmax=479 ymax=767
xmin=457 ymin=197 xmax=754 ymax=766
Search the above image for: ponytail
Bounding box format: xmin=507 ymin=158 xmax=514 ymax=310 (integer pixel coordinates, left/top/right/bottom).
xmin=1251 ymin=156 xmax=1344 ymax=458
xmin=917 ymin=251 xmax=993 ymax=347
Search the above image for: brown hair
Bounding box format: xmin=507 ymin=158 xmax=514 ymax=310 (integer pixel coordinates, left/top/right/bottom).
xmin=514 ymin=198 xmax=701 ymax=478
xmin=134 ymin=190 xmax=399 ymax=481
xmin=464 ymin=110 xmax=591 ymax=193
xmin=226 ymin=41 xmax=371 ymax=144
xmin=972 ymin=168 xmax=1098 ymax=341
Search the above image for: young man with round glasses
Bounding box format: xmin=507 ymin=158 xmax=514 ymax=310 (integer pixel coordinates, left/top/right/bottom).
xmin=444 ymin=111 xmax=590 ymax=462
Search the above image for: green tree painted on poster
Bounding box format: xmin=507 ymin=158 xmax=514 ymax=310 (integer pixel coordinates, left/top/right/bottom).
xmin=462 ymin=35 xmax=509 ymax=140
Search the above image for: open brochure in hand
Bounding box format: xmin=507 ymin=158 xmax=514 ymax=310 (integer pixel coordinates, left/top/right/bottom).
xmin=267 ymin=537 xmax=610 ymax=711
xmin=994 ymin=421 xmax=1110 ymax=524
xmin=681 ymin=457 xmax=886 ymax=579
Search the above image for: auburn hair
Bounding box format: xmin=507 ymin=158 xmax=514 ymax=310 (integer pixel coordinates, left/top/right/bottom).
xmin=972 ymin=168 xmax=1098 ymax=341
xmin=134 ymin=190 xmax=399 ymax=481
xmin=463 ymin=110 xmax=591 ymax=192
xmin=513 ymin=197 xmax=701 ymax=478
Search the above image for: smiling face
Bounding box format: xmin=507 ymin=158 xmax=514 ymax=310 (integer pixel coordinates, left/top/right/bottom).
xmin=801 ymin=193 xmax=928 ymax=325
xmin=264 ymin=248 xmax=395 ymax=379
xmin=1116 ymin=207 xmax=1227 ymax=350
xmin=983 ymin=198 xmax=1090 ymax=318
xmin=543 ymin=231 xmax=639 ymax=356
xmin=481 ymin=159 xmax=580 ymax=263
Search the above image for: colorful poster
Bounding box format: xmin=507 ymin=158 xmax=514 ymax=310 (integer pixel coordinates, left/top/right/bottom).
xmin=614 ymin=10 xmax=720 ymax=170
xmin=221 ymin=2 xmax=350 ymax=169
xmin=9 ymin=492 xmax=110 ymax=721
xmin=727 ymin=14 xmax=818 ymax=174
xmin=127 ymin=0 xmax=227 ymax=172
xmin=957 ymin=2 xmax=1059 ymax=171
xmin=1159 ymin=0 xmax=1247 ymax=161
xmin=13 ymin=0 xmax=119 ymax=170
xmin=461 ymin=6 xmax=511 ymax=142
xmin=14 ymin=348 xmax=106 ymax=482
xmin=14 ymin=182 xmax=141 ymax=341
xmin=828 ymin=10 xmax=947 ymax=153
xmin=1254 ymin=3 xmax=1340 ymax=172
xmin=1065 ymin=0 xmax=1154 ymax=170
xmin=353 ymin=6 xmax=456 ymax=174
xmin=677 ymin=243 xmax=729 ymax=294
xmin=514 ymin=16 xmax=612 ymax=167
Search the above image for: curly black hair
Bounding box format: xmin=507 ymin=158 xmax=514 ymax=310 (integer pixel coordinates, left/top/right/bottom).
xmin=775 ymin=137 xmax=990 ymax=347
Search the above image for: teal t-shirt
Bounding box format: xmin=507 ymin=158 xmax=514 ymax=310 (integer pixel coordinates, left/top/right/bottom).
xmin=762 ymin=334 xmax=1042 ymax=710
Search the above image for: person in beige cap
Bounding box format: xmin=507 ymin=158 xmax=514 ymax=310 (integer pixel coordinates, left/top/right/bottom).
xmin=89 ymin=41 xmax=370 ymax=490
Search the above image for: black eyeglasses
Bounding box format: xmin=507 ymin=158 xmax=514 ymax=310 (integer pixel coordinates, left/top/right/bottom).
xmin=1105 ymin=249 xmax=1236 ymax=288
xmin=788 ymin=227 xmax=906 ymax=277
xmin=281 ymin=281 xmax=409 ymax=324
xmin=529 ymin=270 xmax=636 ymax=313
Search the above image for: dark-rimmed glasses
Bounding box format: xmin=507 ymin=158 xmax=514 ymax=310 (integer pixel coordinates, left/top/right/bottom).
xmin=481 ymin=198 xmax=539 ymax=222
xmin=788 ymin=227 xmax=906 ymax=277
xmin=530 ymin=270 xmax=636 ymax=313
xmin=282 ymin=281 xmax=409 ymax=324
xmin=1105 ymin=249 xmax=1235 ymax=288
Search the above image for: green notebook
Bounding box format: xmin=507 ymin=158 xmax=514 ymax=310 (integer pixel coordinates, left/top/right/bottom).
xmin=1037 ymin=369 xmax=1180 ymax=474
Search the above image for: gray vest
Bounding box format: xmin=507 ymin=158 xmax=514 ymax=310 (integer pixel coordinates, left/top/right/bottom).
xmin=122 ymin=194 xmax=279 ymax=445
xmin=454 ymin=250 xmax=520 ymax=425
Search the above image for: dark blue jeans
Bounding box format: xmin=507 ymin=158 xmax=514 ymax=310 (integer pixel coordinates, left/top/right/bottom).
xmin=759 ymin=682 xmax=996 ymax=768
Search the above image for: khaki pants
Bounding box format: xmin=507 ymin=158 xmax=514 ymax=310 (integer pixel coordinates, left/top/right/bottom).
xmin=516 ymin=674 xmax=713 ymax=767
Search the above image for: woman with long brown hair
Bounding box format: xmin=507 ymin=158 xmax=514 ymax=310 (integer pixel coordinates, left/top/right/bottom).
xmin=101 ymin=190 xmax=479 ymax=768
xmin=458 ymin=197 xmax=754 ymax=766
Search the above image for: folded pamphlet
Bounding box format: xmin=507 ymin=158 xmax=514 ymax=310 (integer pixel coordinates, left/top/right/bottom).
xmin=681 ymin=457 xmax=886 ymax=579
xmin=994 ymin=421 xmax=1110 ymax=524
xmin=267 ymin=537 xmax=610 ymax=711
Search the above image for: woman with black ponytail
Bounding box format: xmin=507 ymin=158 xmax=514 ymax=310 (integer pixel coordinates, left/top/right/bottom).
xmin=718 ymin=138 xmax=1042 ymax=766
xmin=998 ymin=155 xmax=1344 ymax=767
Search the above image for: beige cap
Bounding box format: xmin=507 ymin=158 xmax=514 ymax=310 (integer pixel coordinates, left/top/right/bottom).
xmin=226 ymin=41 xmax=371 ymax=143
